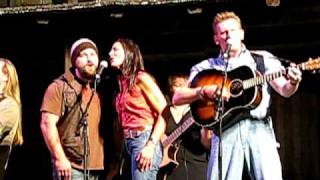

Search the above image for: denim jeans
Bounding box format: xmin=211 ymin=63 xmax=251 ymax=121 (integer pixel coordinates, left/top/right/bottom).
xmin=52 ymin=167 xmax=101 ymax=180
xmin=207 ymin=118 xmax=283 ymax=180
xmin=124 ymin=130 xmax=162 ymax=180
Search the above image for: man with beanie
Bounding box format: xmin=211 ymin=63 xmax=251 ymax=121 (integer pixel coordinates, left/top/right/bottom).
xmin=40 ymin=38 xmax=104 ymax=180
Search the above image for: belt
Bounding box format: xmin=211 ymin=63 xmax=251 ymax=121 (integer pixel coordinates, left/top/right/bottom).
xmin=123 ymin=129 xmax=144 ymax=139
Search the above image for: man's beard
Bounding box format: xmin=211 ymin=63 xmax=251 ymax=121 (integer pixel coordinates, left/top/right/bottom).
xmin=79 ymin=65 xmax=96 ymax=80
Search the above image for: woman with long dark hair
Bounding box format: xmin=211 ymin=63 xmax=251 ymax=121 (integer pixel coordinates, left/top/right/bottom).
xmin=108 ymin=38 xmax=167 ymax=180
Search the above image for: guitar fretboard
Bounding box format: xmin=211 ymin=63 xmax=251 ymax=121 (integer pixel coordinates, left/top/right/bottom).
xmin=243 ymin=61 xmax=316 ymax=90
xmin=243 ymin=70 xmax=286 ymax=89
xmin=162 ymin=116 xmax=194 ymax=148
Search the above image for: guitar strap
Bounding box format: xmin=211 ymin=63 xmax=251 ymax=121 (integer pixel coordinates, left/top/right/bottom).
xmin=250 ymin=52 xmax=272 ymax=117
xmin=251 ymin=52 xmax=265 ymax=74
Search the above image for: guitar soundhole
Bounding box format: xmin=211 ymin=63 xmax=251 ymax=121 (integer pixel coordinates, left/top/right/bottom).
xmin=230 ymin=79 xmax=243 ymax=97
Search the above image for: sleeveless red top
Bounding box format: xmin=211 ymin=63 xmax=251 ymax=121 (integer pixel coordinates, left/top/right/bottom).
xmin=115 ymin=74 xmax=156 ymax=130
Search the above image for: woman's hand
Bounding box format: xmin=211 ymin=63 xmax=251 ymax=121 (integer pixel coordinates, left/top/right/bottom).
xmin=136 ymin=141 xmax=156 ymax=172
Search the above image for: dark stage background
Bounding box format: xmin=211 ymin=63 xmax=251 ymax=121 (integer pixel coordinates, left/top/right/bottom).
xmin=0 ymin=0 xmax=320 ymax=179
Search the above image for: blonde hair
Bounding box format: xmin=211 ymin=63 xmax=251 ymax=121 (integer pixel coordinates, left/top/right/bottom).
xmin=1 ymin=58 xmax=23 ymax=146
xmin=212 ymin=11 xmax=242 ymax=34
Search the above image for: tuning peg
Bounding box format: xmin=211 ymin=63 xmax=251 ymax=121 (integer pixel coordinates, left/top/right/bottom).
xmin=311 ymin=69 xmax=320 ymax=74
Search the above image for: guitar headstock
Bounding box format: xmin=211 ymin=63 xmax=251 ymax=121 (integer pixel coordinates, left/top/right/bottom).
xmin=301 ymin=57 xmax=320 ymax=71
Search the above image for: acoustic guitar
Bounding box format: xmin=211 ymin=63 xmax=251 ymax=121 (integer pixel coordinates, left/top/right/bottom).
xmin=190 ymin=58 xmax=320 ymax=128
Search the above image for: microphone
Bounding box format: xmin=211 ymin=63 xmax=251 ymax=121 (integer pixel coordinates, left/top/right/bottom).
xmin=223 ymin=43 xmax=232 ymax=59
xmin=95 ymin=60 xmax=108 ymax=80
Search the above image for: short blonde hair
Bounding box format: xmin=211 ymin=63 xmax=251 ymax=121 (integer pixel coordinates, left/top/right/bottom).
xmin=212 ymin=11 xmax=242 ymax=34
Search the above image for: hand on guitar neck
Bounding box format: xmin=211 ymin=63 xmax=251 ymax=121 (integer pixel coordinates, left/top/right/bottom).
xmin=286 ymin=64 xmax=302 ymax=86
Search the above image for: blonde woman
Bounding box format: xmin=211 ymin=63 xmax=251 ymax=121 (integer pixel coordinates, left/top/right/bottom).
xmin=0 ymin=58 xmax=23 ymax=180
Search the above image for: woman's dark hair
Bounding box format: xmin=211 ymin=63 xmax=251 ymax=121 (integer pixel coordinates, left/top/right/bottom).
xmin=116 ymin=38 xmax=144 ymax=90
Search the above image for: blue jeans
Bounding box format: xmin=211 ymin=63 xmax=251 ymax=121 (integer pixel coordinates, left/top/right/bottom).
xmin=207 ymin=118 xmax=282 ymax=180
xmin=53 ymin=167 xmax=101 ymax=180
xmin=124 ymin=130 xmax=162 ymax=180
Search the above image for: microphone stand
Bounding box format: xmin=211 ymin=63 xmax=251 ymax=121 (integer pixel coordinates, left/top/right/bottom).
xmin=215 ymin=51 xmax=230 ymax=180
xmin=80 ymin=77 xmax=101 ymax=180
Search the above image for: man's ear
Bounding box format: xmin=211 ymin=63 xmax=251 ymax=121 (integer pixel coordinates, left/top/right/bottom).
xmin=240 ymin=28 xmax=244 ymax=41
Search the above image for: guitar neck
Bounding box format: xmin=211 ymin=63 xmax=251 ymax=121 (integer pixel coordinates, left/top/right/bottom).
xmin=243 ymin=69 xmax=284 ymax=89
xmin=162 ymin=116 xmax=194 ymax=147
xmin=243 ymin=62 xmax=308 ymax=90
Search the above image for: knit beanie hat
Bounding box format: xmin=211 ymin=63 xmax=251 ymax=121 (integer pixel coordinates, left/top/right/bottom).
xmin=70 ymin=38 xmax=98 ymax=66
